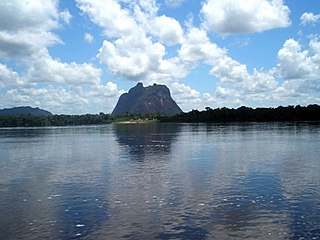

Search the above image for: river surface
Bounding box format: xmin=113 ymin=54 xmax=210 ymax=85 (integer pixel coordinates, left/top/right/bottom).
xmin=0 ymin=122 xmax=319 ymax=240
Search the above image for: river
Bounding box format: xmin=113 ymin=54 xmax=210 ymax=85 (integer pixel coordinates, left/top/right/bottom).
xmin=0 ymin=122 xmax=319 ymax=239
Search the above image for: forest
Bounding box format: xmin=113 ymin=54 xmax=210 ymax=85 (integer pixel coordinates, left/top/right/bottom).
xmin=0 ymin=105 xmax=319 ymax=127
xmin=160 ymin=104 xmax=320 ymax=122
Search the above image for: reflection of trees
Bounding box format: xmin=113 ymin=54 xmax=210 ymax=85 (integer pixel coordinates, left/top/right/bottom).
xmin=113 ymin=123 xmax=182 ymax=161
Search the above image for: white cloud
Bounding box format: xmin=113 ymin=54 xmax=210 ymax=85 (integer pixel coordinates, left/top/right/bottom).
xmin=201 ymin=0 xmax=291 ymax=35
xmin=97 ymin=27 xmax=188 ymax=84
xmin=0 ymin=82 xmax=122 ymax=114
xmin=84 ymin=33 xmax=94 ymax=43
xmin=60 ymin=9 xmax=72 ymax=24
xmin=165 ymin=0 xmax=184 ymax=9
xmin=97 ymin=33 xmax=165 ymax=81
xmin=0 ymin=63 xmax=27 ymax=88
xmin=211 ymin=62 xmax=278 ymax=105
xmin=210 ymin=56 xmax=249 ymax=83
xmin=26 ymin=50 xmax=102 ymax=85
xmin=137 ymin=0 xmax=159 ymax=16
xmin=170 ymin=82 xmax=202 ymax=110
xmin=179 ymin=28 xmax=226 ymax=65
xmin=78 ymin=0 xmax=189 ymax=85
xmin=300 ymin=12 xmax=320 ymax=26
xmin=0 ymin=0 xmax=124 ymax=114
xmin=0 ymin=30 xmax=61 ymax=59
xmin=151 ymin=15 xmax=184 ymax=45
xmin=277 ymin=38 xmax=320 ymax=80
xmin=0 ymin=0 xmax=59 ymax=32
xmin=76 ymin=0 xmax=138 ymax=38
xmin=0 ymin=0 xmax=61 ymax=59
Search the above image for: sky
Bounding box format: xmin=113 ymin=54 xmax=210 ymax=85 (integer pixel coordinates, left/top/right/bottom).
xmin=0 ymin=0 xmax=320 ymax=114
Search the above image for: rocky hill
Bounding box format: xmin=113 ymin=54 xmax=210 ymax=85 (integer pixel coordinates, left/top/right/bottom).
xmin=112 ymin=83 xmax=182 ymax=115
xmin=0 ymin=106 xmax=52 ymax=116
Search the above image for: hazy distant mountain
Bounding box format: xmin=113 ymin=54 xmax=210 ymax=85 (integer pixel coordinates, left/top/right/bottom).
xmin=112 ymin=83 xmax=182 ymax=115
xmin=0 ymin=106 xmax=52 ymax=116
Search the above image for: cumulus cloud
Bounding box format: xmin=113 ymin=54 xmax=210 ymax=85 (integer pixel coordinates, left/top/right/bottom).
xmin=274 ymin=38 xmax=320 ymax=103
xmin=0 ymin=0 xmax=59 ymax=32
xmin=60 ymin=9 xmax=72 ymax=24
xmin=179 ymin=28 xmax=226 ymax=65
xmin=277 ymin=38 xmax=320 ymax=80
xmin=0 ymin=63 xmax=27 ymax=88
xmin=300 ymin=12 xmax=320 ymax=26
xmin=0 ymin=0 xmax=61 ymax=59
xmin=76 ymin=0 xmax=138 ymax=38
xmin=77 ymin=0 xmax=286 ymax=109
xmin=0 ymin=0 xmax=123 ymax=114
xmin=98 ymin=32 xmax=164 ymax=81
xmin=0 ymin=81 xmax=122 ymax=114
xmin=209 ymin=37 xmax=320 ymax=108
xmin=210 ymin=56 xmax=249 ymax=83
xmin=84 ymin=33 xmax=94 ymax=43
xmin=201 ymin=0 xmax=291 ymax=35
xmin=2 ymin=0 xmax=314 ymax=113
xmin=26 ymin=50 xmax=102 ymax=85
xmin=151 ymin=15 xmax=184 ymax=45
xmin=170 ymin=82 xmax=202 ymax=110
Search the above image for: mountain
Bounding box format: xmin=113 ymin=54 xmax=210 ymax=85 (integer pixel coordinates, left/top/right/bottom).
xmin=112 ymin=83 xmax=183 ymax=115
xmin=0 ymin=106 xmax=53 ymax=116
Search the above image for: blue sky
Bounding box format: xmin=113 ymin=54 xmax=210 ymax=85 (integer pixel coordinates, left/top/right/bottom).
xmin=0 ymin=0 xmax=319 ymax=114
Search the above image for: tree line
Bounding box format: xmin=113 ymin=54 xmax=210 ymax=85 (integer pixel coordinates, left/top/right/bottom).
xmin=0 ymin=113 xmax=111 ymax=127
xmin=160 ymin=105 xmax=320 ymax=122
xmin=0 ymin=105 xmax=320 ymax=127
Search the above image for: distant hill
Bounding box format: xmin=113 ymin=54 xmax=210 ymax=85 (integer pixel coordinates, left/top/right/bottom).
xmin=0 ymin=106 xmax=52 ymax=116
xmin=112 ymin=83 xmax=182 ymax=115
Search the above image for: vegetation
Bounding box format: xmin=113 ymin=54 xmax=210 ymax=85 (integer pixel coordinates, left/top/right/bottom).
xmin=0 ymin=113 xmax=111 ymax=127
xmin=0 ymin=105 xmax=320 ymax=127
xmin=160 ymin=105 xmax=320 ymax=122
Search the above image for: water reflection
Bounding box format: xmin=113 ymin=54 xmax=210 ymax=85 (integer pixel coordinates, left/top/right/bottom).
xmin=0 ymin=123 xmax=319 ymax=239
xmin=0 ymin=125 xmax=116 ymax=239
xmin=113 ymin=123 xmax=181 ymax=161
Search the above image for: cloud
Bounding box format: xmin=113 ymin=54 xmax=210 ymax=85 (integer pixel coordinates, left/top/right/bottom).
xmin=0 ymin=0 xmax=311 ymax=113
xmin=97 ymin=33 xmax=187 ymax=84
xmin=76 ymin=0 xmax=138 ymax=38
xmin=300 ymin=12 xmax=320 ymax=26
xmin=210 ymin=56 xmax=249 ymax=83
xmin=274 ymin=37 xmax=320 ymax=103
xmin=84 ymin=33 xmax=94 ymax=43
xmin=151 ymin=15 xmax=184 ymax=45
xmin=164 ymin=0 xmax=185 ymax=9
xmin=26 ymin=50 xmax=102 ymax=85
xmin=0 ymin=30 xmax=61 ymax=59
xmin=170 ymin=82 xmax=202 ymax=110
xmin=0 ymin=63 xmax=27 ymax=88
xmin=0 ymin=0 xmax=61 ymax=59
xmin=60 ymin=9 xmax=72 ymax=24
xmin=0 ymin=0 xmax=59 ymax=32
xmin=78 ymin=0 xmax=284 ymax=109
xmin=201 ymin=0 xmax=291 ymax=35
xmin=98 ymin=33 xmax=163 ymax=81
xmin=0 ymin=81 xmax=122 ymax=114
xmin=179 ymin=28 xmax=226 ymax=65
xmin=0 ymin=0 xmax=123 ymax=114
xmin=277 ymin=38 xmax=320 ymax=80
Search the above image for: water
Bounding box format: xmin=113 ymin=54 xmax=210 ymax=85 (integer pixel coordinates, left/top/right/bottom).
xmin=0 ymin=122 xmax=319 ymax=239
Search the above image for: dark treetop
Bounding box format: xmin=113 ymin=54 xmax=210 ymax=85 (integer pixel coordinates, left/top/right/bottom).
xmin=112 ymin=83 xmax=183 ymax=115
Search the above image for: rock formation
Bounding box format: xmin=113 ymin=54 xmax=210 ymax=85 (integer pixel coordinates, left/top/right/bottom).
xmin=112 ymin=83 xmax=182 ymax=115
